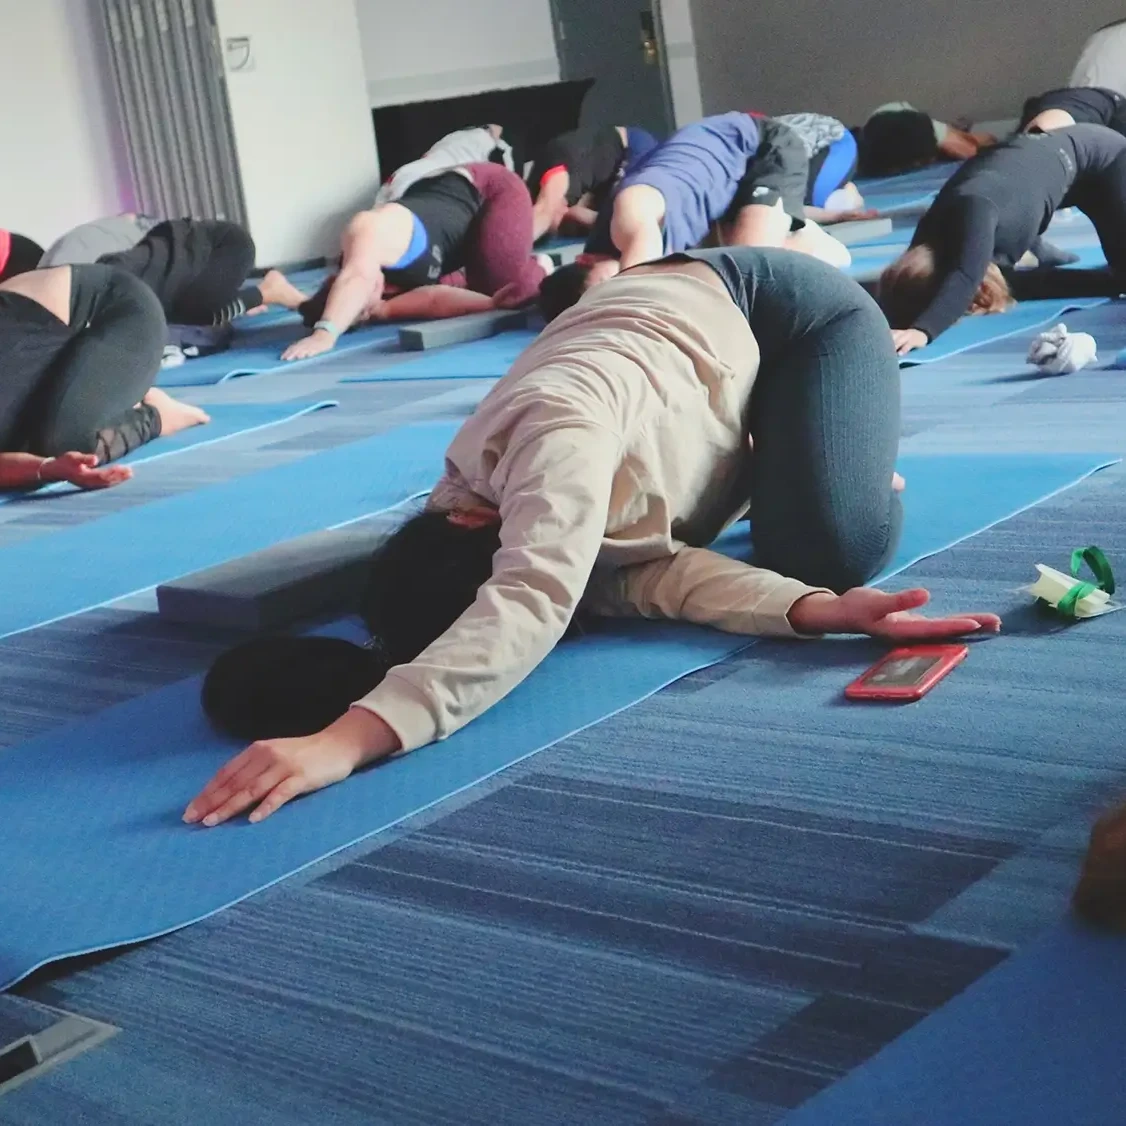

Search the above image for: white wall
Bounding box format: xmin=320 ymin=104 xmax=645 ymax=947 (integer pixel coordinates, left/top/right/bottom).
xmin=689 ymin=1 xmax=1126 ymax=126
xmin=356 ymin=0 xmax=560 ymax=107
xmin=214 ymin=0 xmax=380 ymax=263
xmin=0 ymin=0 xmax=130 ymax=246
xmin=659 ymin=0 xmax=703 ymax=127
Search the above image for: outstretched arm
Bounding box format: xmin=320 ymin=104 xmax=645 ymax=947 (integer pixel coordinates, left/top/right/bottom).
xmin=282 ymin=212 xmax=389 ymax=362
xmin=586 ymin=547 xmax=1000 ymax=641
xmin=907 ymin=197 xmax=998 ymax=345
xmin=184 ymin=420 xmax=619 ymax=826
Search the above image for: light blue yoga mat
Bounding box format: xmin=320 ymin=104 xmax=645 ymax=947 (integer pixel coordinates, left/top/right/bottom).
xmin=0 ymin=450 xmax=1113 ymax=990
xmin=342 ymin=329 xmax=539 ymax=383
xmin=0 ymin=420 xmax=457 ymax=640
xmin=156 ymin=321 xmax=406 ymax=388
xmin=0 ymin=400 xmax=338 ymax=506
xmin=783 ymin=922 xmax=1126 ymax=1126
xmin=901 ymin=298 xmax=1110 ymax=366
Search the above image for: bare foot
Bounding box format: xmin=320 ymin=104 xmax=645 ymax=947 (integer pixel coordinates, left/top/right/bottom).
xmin=893 ymin=472 xmax=906 ymax=493
xmin=259 ymin=269 xmax=308 ymax=310
xmin=143 ymin=388 xmax=211 ymax=436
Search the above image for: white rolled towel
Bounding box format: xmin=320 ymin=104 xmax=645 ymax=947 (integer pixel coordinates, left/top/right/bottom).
xmin=1026 ymin=323 xmax=1098 ymax=376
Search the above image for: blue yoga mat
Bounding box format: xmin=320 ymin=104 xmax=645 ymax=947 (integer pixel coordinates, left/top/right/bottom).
xmin=342 ymin=329 xmax=539 ymax=383
xmin=901 ymin=298 xmax=1110 ymax=366
xmin=156 ymin=321 xmax=406 ymax=388
xmin=0 ymin=420 xmax=457 ymax=640
xmin=783 ymin=922 xmax=1126 ymax=1126
xmin=867 ymin=190 xmax=937 ymax=213
xmin=0 ymin=400 xmax=338 ymax=507
xmin=0 ymin=450 xmax=1112 ymax=990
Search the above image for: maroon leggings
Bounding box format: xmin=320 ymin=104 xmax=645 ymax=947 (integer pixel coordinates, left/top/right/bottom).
xmin=462 ymin=163 xmax=545 ymax=303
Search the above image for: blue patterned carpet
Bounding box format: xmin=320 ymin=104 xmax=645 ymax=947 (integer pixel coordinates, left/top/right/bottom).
xmin=2 ymin=268 xmax=1126 ymax=1122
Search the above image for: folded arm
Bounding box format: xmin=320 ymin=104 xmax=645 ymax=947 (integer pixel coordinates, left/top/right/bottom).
xmin=938 ymin=127 xmax=997 ymax=161
xmin=374 ymin=285 xmax=498 ymax=321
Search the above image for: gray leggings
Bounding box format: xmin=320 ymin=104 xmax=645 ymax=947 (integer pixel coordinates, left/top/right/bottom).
xmin=683 ymin=246 xmax=903 ymax=592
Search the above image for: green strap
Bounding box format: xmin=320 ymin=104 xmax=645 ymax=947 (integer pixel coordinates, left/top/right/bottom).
xmin=1056 ymin=580 xmax=1099 ymax=618
xmin=1050 ymin=545 xmax=1116 ymax=619
xmin=1071 ymin=545 xmax=1116 ymax=595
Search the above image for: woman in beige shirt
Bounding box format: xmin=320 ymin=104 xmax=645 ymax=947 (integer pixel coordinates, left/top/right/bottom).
xmin=187 ymin=247 xmax=998 ymax=828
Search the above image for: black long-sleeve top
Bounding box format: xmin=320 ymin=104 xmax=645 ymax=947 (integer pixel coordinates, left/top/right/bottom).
xmin=909 ymin=130 xmax=1082 ymax=340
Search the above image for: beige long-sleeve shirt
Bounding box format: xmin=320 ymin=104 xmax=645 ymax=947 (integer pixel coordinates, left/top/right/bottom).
xmin=355 ymin=269 xmax=827 ymax=752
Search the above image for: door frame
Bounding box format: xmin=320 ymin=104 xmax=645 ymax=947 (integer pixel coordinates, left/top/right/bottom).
xmin=547 ymin=0 xmax=676 ymax=133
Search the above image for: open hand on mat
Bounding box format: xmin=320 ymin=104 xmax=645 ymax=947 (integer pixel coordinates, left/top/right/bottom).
xmin=39 ymin=452 xmax=134 ymax=491
xmin=282 ymin=330 xmax=336 ymax=363
xmin=891 ymin=328 xmax=929 ymax=356
xmin=183 ymin=707 xmax=400 ymax=827
xmin=788 ymin=587 xmax=1002 ymax=641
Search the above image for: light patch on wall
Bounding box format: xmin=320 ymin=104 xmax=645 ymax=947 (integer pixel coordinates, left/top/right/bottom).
xmin=355 ymin=0 xmax=560 ymax=106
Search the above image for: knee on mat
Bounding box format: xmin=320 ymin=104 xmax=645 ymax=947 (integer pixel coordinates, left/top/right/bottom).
xmin=761 ymin=511 xmax=901 ymax=594
xmin=103 ymin=268 xmax=168 ymax=362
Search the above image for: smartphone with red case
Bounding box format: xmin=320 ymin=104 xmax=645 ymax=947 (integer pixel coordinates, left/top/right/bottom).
xmin=844 ymin=644 xmax=968 ymax=702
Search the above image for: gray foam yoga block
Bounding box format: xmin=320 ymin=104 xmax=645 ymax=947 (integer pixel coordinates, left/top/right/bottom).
xmin=156 ymin=524 xmax=390 ymax=632
xmin=398 ymin=309 xmax=529 ymax=351
xmin=827 ymin=217 xmax=893 ymax=246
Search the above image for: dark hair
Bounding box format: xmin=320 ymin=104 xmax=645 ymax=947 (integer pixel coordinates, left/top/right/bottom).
xmin=359 ymin=510 xmax=502 ymax=667
xmin=201 ymin=511 xmax=503 ymax=741
xmin=538 ymin=262 xmax=593 ymax=323
xmin=0 ymin=232 xmax=45 ymax=282
xmin=202 ymin=635 xmax=390 ymax=740
xmin=859 ymin=110 xmax=939 ymax=177
xmin=299 ymin=274 xmax=335 ymax=327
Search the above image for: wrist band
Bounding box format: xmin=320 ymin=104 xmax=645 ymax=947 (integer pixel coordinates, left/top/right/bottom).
xmin=36 ymin=458 xmax=50 ymax=483
xmin=314 ymin=319 xmax=341 ymax=340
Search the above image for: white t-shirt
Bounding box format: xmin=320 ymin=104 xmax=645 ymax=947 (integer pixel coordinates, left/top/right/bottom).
xmin=1071 ymin=20 xmax=1126 ymax=94
xmin=375 ymin=127 xmax=514 ymax=205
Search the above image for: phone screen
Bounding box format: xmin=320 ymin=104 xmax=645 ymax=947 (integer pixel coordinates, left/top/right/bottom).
xmin=865 ymin=654 xmax=944 ymax=687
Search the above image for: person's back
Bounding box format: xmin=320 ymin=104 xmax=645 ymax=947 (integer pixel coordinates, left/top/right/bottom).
xmin=376 ymin=126 xmax=512 ymax=205
xmin=914 ymin=131 xmax=1074 ymax=264
xmin=615 ymin=111 xmax=761 ymax=254
xmin=40 ymin=215 xmax=160 ymax=268
xmin=433 ymin=266 xmax=759 ymax=559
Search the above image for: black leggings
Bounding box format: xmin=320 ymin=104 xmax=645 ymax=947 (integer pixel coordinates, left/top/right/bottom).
xmin=684 ymin=246 xmax=903 ymax=592
xmin=102 ymin=219 xmax=261 ymax=326
xmin=1065 ymin=127 xmax=1126 ymax=276
xmin=21 ymin=265 xmax=166 ymax=459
